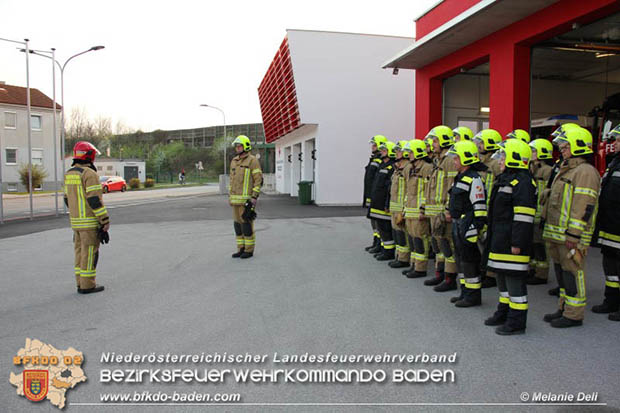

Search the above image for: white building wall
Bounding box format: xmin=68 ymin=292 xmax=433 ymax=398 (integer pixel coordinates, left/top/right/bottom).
xmin=1 ymin=104 xmax=62 ymax=192
xmin=95 ymin=159 xmax=146 ymax=181
xmin=276 ymin=30 xmax=414 ymax=206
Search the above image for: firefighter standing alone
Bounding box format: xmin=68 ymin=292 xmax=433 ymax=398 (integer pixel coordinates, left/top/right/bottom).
xmin=229 ymin=135 xmax=263 ymax=259
xmin=64 ymin=141 xmax=109 ymax=294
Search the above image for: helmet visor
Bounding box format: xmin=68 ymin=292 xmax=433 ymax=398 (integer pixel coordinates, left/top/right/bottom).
xmin=491 ymin=148 xmax=505 ymax=162
xmin=606 ymin=128 xmax=620 ymax=143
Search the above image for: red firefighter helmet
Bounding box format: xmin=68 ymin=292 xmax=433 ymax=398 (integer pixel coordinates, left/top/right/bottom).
xmin=73 ymin=141 xmax=100 ymax=162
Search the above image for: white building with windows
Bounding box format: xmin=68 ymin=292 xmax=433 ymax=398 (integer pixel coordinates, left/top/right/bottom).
xmin=258 ymin=30 xmax=415 ymax=205
xmin=0 ymin=82 xmax=61 ymax=192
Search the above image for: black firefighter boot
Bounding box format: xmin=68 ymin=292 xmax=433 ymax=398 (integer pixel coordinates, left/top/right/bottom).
xmin=232 ymin=248 xmax=245 ymax=258
xmin=366 ymin=236 xmax=380 ymax=252
xmin=496 ymin=308 xmax=527 ymax=335
xmin=450 ymin=279 xmax=465 ymax=303
xmin=389 ymin=259 xmax=409 ymax=269
xmin=455 ymin=286 xmax=481 ymax=307
xmin=405 ymin=268 xmax=427 ymax=279
xmin=368 ymin=241 xmax=382 ymax=254
xmin=592 ymin=300 xmax=619 ymax=314
xmin=376 ymin=248 xmax=395 ymax=262
xmin=485 ymin=303 xmax=509 ymax=326
xmin=434 ymin=273 xmax=457 ymax=292
xmin=424 ymin=270 xmax=444 ymax=286
xmin=609 ymin=311 xmax=620 ymax=321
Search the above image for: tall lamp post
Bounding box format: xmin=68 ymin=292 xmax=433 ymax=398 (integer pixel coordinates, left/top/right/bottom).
xmin=1 ymin=37 xmax=33 ymax=222
xmin=199 ymin=104 xmax=227 ymax=174
xmin=23 ymin=45 xmax=105 ymax=213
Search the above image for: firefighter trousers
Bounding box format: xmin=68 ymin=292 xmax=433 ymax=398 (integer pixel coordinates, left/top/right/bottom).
xmin=370 ymin=219 xmax=380 ymax=244
xmin=530 ymin=241 xmax=550 ymax=280
xmin=233 ymin=205 xmax=255 ymax=253
xmin=73 ymin=229 xmax=100 ymax=290
xmin=496 ymin=271 xmax=528 ymax=329
xmin=376 ymin=219 xmax=394 ymax=253
xmin=406 ymin=218 xmax=430 ymax=272
xmin=391 ymin=215 xmax=410 ymax=262
xmin=430 ymin=215 xmax=456 ymax=274
xmin=602 ymin=248 xmax=620 ymax=308
xmin=548 ymin=242 xmax=587 ymax=321
xmin=452 ymin=222 xmax=481 ymax=301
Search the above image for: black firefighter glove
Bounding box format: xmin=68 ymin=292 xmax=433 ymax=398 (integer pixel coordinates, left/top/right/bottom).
xmin=98 ymin=227 xmax=110 ymax=245
xmin=242 ymin=200 xmax=257 ymax=221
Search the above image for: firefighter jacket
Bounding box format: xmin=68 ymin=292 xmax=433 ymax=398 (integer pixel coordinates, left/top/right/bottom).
xmin=448 ymin=165 xmax=487 ymax=244
xmin=389 ymin=159 xmax=409 ymax=214
xmin=543 ymin=157 xmax=600 ymax=246
xmin=530 ymin=160 xmax=553 ymax=225
xmin=596 ymin=152 xmax=620 ymax=250
xmin=487 ymin=169 xmax=537 ymax=274
xmin=479 ymin=152 xmax=502 ymax=207
xmin=404 ymin=158 xmax=434 ymax=219
xmin=229 ymin=153 xmax=263 ymax=205
xmin=425 ymin=148 xmax=458 ymax=217
xmin=64 ymin=163 xmax=109 ymax=230
xmin=363 ymin=151 xmax=382 ymax=206
xmin=368 ymin=158 xmax=394 ymax=220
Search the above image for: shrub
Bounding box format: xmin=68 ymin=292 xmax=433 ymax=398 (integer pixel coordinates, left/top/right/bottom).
xmin=18 ymin=164 xmax=48 ymax=192
xmin=144 ymin=178 xmax=155 ymax=188
xmin=129 ymin=178 xmax=141 ymax=189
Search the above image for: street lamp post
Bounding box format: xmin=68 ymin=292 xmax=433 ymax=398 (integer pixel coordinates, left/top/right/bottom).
xmin=23 ymin=45 xmax=105 ymax=213
xmin=1 ymin=37 xmax=33 ymax=222
xmin=199 ymin=104 xmax=227 ymax=174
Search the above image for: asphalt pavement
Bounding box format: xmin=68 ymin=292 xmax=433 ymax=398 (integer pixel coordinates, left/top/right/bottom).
xmin=1 ymin=194 xmax=618 ymax=412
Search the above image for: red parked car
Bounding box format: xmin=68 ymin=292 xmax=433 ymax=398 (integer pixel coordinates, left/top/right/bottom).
xmin=100 ymin=176 xmax=127 ymax=193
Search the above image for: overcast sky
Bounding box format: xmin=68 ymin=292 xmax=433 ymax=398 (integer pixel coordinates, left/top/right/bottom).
xmin=1 ymin=0 xmax=435 ymax=132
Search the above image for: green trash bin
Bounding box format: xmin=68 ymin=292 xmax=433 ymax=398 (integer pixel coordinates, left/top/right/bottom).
xmin=298 ymin=181 xmax=313 ymax=205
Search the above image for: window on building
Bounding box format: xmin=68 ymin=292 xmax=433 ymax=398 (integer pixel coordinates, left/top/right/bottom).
xmin=7 ymin=183 xmax=17 ymax=192
xmin=107 ymin=165 xmax=114 ymax=171
xmin=4 ymin=112 xmax=16 ymax=129
xmin=32 ymin=149 xmax=44 ymax=165
xmin=31 ymin=115 xmax=42 ymax=130
xmin=5 ymin=148 xmax=17 ymax=164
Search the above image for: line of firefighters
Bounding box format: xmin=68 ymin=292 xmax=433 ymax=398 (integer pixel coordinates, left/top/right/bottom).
xmin=363 ymin=123 xmax=620 ymax=335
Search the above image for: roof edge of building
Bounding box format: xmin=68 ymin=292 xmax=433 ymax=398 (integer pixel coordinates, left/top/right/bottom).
xmin=286 ymin=28 xmax=413 ymax=40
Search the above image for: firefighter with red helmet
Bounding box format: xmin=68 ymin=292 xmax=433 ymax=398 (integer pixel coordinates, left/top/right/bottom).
xmin=63 ymin=141 xmax=109 ymax=294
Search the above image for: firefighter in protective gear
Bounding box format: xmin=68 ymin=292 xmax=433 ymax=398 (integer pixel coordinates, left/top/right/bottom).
xmin=446 ymin=140 xmax=488 ymax=307
xmin=368 ymin=141 xmax=396 ymax=260
xmin=542 ymin=127 xmax=600 ymax=328
xmin=229 ymin=135 xmax=263 ymax=259
xmin=365 ymin=135 xmax=387 ymax=253
xmin=423 ymin=126 xmax=458 ymax=291
xmin=593 ymin=124 xmax=620 ymax=321
xmin=64 ymin=141 xmax=109 ymax=294
xmin=403 ymin=139 xmax=434 ymax=278
xmin=484 ymin=139 xmax=536 ymax=334
xmin=453 ymin=126 xmax=473 ymax=142
xmin=544 ymin=122 xmax=581 ymax=297
xmin=388 ymin=141 xmax=412 ymax=268
xmin=527 ymin=139 xmax=554 ymax=285
xmin=473 ymin=129 xmax=503 ymax=288
xmin=506 ymin=129 xmax=531 ymax=143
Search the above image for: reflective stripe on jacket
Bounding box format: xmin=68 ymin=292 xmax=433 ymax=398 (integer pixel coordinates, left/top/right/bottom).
xmin=229 ymin=153 xmax=263 ymax=205
xmin=530 ymin=160 xmax=553 ymax=224
xmin=404 ymin=158 xmax=433 ymax=219
xmin=368 ymin=158 xmax=394 ymax=220
xmin=425 ymin=149 xmax=457 ymax=217
xmin=542 ymin=157 xmax=600 ymax=246
xmin=597 ymin=153 xmax=620 ymax=250
xmin=487 ymin=169 xmax=537 ymax=274
xmin=64 ymin=165 xmax=109 ymax=230
xmin=389 ymin=160 xmax=408 ymax=213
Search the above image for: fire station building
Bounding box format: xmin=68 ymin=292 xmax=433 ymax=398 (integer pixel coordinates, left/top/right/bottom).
xmin=258 ymin=30 xmax=414 ymax=206
xmin=384 ymin=0 xmax=620 ymax=171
